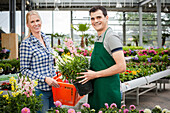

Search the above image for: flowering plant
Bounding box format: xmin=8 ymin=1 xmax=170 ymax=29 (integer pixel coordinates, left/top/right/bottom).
xmin=98 ymin=103 xmax=139 ymax=113
xmin=77 ymin=47 xmax=92 ymax=56
xmin=0 ymin=75 xmax=42 ymax=113
xmin=47 ymin=101 xmax=95 ymax=113
xmin=0 ymin=48 xmax=10 ymax=59
xmin=47 ymin=101 xmax=170 ymax=113
xmin=0 ymin=82 xmax=11 ymax=90
xmin=55 ymin=38 xmax=89 ymax=83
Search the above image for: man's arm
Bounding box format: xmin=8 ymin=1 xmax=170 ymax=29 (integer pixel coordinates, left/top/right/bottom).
xmin=77 ymin=50 xmax=126 ymax=84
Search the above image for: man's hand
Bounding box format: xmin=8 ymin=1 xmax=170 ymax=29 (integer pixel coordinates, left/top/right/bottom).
xmin=45 ymin=77 xmax=60 ymax=88
xmin=77 ymin=70 xmax=97 ymax=84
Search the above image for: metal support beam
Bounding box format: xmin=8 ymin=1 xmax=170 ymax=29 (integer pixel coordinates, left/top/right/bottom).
xmin=9 ymin=0 xmax=16 ymax=33
xmin=157 ymin=0 xmax=162 ymax=48
xmin=71 ymin=11 xmax=73 ymax=40
xmin=51 ymin=11 xmax=54 ymax=47
xmin=123 ymin=12 xmax=126 ymax=46
xmin=139 ymin=0 xmax=153 ymax=6
xmin=139 ymin=6 xmax=143 ymax=46
xmin=21 ymin=0 xmax=25 ymax=41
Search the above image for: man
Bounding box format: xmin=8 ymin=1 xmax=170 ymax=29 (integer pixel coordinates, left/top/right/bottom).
xmin=77 ymin=6 xmax=126 ymax=112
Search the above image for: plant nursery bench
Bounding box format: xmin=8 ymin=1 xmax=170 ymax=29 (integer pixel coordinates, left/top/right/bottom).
xmin=121 ymin=69 xmax=170 ymax=105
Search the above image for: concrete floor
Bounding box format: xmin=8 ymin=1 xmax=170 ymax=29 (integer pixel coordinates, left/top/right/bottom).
xmin=125 ymin=83 xmax=170 ymax=110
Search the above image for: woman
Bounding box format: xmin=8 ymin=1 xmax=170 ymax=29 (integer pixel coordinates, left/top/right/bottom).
xmin=20 ymin=10 xmax=59 ymax=113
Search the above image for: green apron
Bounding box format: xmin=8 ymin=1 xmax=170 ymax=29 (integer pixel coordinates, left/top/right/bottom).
xmin=88 ymin=28 xmax=121 ymax=112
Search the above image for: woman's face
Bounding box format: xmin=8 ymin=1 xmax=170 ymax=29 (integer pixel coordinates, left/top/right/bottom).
xmin=27 ymin=14 xmax=42 ymax=34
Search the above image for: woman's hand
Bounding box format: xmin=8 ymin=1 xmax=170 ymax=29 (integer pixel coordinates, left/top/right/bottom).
xmin=45 ymin=77 xmax=60 ymax=88
xmin=76 ymin=70 xmax=97 ymax=84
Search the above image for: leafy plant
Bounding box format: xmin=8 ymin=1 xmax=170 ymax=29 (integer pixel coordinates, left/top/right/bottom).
xmin=56 ymin=55 xmax=89 ymax=83
xmin=51 ymin=32 xmax=67 ymax=45
xmin=54 ymin=38 xmax=89 ymax=83
xmin=0 ymin=75 xmax=43 ymax=113
xmin=71 ymin=23 xmax=90 ymax=48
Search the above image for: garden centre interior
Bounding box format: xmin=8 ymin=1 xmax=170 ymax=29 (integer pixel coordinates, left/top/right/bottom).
xmin=0 ymin=0 xmax=170 ymax=112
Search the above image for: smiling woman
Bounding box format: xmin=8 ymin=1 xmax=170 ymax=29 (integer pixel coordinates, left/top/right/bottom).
xmin=20 ymin=10 xmax=60 ymax=113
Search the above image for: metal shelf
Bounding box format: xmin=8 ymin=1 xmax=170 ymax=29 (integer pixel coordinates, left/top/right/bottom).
xmin=121 ymin=69 xmax=170 ymax=105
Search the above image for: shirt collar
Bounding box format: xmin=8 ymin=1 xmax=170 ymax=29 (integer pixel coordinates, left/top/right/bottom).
xmin=29 ymin=32 xmax=47 ymax=43
xmin=97 ymin=31 xmax=105 ymax=40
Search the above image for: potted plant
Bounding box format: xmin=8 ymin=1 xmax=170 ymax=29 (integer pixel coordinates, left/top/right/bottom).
xmin=55 ymin=38 xmax=93 ymax=96
xmin=71 ymin=23 xmax=90 ymax=48
xmin=0 ymin=82 xmax=11 ymax=90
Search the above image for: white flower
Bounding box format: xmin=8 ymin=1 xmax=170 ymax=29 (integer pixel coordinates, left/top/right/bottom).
xmin=166 ymin=110 xmax=170 ymax=113
xmin=144 ymin=108 xmax=151 ymax=113
xmin=155 ymin=105 xmax=162 ymax=110
xmin=162 ymin=109 xmax=168 ymax=113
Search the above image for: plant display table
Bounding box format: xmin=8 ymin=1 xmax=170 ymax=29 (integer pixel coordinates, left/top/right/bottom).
xmin=0 ymin=73 xmax=18 ymax=84
xmin=121 ymin=69 xmax=170 ymax=105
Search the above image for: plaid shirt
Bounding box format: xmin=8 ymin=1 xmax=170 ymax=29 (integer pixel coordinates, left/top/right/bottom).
xmin=20 ymin=32 xmax=56 ymax=91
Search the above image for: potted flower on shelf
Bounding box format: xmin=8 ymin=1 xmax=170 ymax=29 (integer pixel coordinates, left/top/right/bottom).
xmin=55 ymin=38 xmax=93 ymax=96
xmin=0 ymin=82 xmax=11 ymax=90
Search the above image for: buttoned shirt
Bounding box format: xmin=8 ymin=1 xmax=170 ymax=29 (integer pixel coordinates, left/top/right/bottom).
xmin=20 ymin=32 xmax=56 ymax=91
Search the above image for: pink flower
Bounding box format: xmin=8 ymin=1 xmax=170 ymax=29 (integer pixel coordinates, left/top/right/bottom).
xmin=21 ymin=107 xmax=30 ymax=113
xmin=110 ymin=103 xmax=117 ymax=108
xmin=129 ymin=105 xmax=136 ymax=110
xmin=54 ymin=101 xmax=62 ymax=107
xmin=77 ymin=112 xmax=81 ymax=113
xmin=121 ymin=104 xmax=126 ymax=109
xmin=98 ymin=111 xmax=102 ymax=113
xmin=139 ymin=110 xmax=144 ymax=113
xmin=119 ymin=109 xmax=122 ymax=112
xmin=57 ymin=48 xmax=64 ymax=52
xmin=82 ymin=103 xmax=90 ymax=108
xmin=123 ymin=109 xmax=129 ymax=113
xmin=56 ymin=110 xmax=59 ymax=113
xmin=68 ymin=108 xmax=75 ymax=113
xmin=105 ymin=103 xmax=109 ymax=109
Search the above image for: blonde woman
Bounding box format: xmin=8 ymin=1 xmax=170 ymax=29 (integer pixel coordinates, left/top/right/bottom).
xmin=20 ymin=10 xmax=59 ymax=113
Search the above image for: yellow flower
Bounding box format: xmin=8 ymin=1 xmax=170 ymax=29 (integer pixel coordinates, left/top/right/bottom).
xmin=66 ymin=52 xmax=70 ymax=55
xmin=11 ymin=85 xmax=15 ymax=91
xmin=3 ymin=94 xmax=9 ymax=100
xmin=0 ymin=91 xmax=3 ymax=95
xmin=137 ymin=70 xmax=140 ymax=73
xmin=9 ymin=76 xmax=16 ymax=85
xmin=12 ymin=92 xmax=17 ymax=97
xmin=61 ymin=52 xmax=65 ymax=56
xmin=91 ymin=109 xmax=95 ymax=112
xmin=132 ymin=71 xmax=137 ymax=75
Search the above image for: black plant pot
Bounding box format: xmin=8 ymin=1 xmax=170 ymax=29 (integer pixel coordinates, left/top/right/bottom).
xmin=73 ymin=80 xmax=93 ymax=96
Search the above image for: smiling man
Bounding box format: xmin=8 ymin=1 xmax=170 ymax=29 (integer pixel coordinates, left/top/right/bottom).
xmin=77 ymin=6 xmax=126 ymax=112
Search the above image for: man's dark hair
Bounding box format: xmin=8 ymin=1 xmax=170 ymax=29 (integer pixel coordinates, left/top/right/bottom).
xmin=89 ymin=6 xmax=107 ymax=17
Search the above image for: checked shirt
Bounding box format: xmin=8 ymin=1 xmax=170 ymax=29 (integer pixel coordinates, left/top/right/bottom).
xmin=20 ymin=32 xmax=56 ymax=91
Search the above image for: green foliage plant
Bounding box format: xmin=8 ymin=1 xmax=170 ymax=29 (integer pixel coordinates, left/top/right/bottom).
xmin=71 ymin=23 xmax=90 ymax=48
xmin=0 ymin=75 xmax=42 ymax=113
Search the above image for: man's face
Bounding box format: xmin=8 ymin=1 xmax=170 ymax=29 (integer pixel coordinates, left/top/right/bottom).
xmin=90 ymin=10 xmax=108 ymax=33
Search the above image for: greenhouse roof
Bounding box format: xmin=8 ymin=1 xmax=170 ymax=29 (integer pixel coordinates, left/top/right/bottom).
xmin=0 ymin=0 xmax=169 ymax=13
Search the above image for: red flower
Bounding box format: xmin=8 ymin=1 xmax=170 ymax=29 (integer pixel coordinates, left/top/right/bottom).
xmin=125 ymin=72 xmax=128 ymax=75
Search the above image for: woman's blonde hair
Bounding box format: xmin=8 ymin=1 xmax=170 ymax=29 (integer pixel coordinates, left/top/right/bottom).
xmin=24 ymin=10 xmax=41 ymax=40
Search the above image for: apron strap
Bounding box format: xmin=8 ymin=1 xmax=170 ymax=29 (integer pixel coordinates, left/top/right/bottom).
xmin=102 ymin=27 xmax=110 ymax=42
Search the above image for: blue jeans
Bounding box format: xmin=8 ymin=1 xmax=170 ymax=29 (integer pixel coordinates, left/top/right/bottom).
xmin=35 ymin=89 xmax=55 ymax=113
